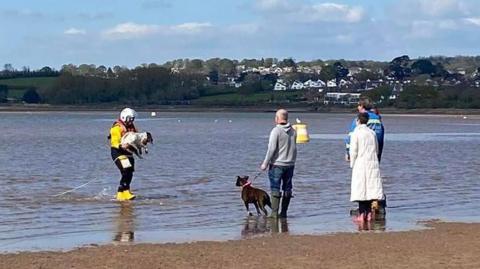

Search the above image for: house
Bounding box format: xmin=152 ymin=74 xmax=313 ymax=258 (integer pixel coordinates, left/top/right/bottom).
xmin=304 ymin=79 xmax=326 ymax=88
xmin=227 ymin=77 xmax=236 ymax=87
xmin=273 ymin=67 xmax=284 ymax=75
xmin=389 ymin=83 xmax=403 ymax=100
xmin=338 ymin=79 xmax=349 ymax=87
xmin=323 ymin=92 xmax=361 ymax=105
xmin=291 ymin=80 xmax=304 ymax=90
xmin=327 ymin=79 xmax=337 ymax=88
xmin=274 ymin=81 xmax=288 ymax=91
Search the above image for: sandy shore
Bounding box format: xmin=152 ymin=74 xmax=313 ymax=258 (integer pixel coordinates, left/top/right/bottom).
xmin=1 ymin=222 xmax=479 ymax=269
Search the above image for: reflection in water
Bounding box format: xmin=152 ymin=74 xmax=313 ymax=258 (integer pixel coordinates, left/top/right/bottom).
xmin=354 ymin=219 xmax=387 ymax=232
xmin=241 ymin=216 xmax=289 ymax=238
xmin=113 ymin=202 xmax=135 ymax=243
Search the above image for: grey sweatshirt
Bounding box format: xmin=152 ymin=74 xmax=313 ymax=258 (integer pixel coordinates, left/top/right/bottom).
xmin=263 ymin=123 xmax=297 ymax=166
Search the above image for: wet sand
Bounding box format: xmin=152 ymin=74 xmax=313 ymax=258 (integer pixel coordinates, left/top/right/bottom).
xmin=2 ymin=222 xmax=479 ymax=269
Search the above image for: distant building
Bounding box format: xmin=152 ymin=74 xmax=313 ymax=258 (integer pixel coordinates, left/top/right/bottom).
xmin=304 ymin=79 xmax=326 ymax=88
xmin=324 ymin=92 xmax=361 ymax=105
xmin=290 ymin=80 xmax=304 ymax=90
xmin=327 ymin=79 xmax=337 ymax=88
xmin=274 ymin=81 xmax=288 ymax=91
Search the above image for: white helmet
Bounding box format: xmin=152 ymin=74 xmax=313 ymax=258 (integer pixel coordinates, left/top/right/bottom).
xmin=120 ymin=108 xmax=137 ymax=123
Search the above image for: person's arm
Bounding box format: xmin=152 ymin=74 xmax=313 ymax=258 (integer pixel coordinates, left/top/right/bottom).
xmin=345 ymin=118 xmax=357 ymax=160
xmin=261 ymin=128 xmax=278 ymax=169
xmin=349 ymin=130 xmax=358 ymax=168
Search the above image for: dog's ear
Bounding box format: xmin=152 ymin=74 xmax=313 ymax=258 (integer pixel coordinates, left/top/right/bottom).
xmin=147 ymin=132 xmax=153 ymax=143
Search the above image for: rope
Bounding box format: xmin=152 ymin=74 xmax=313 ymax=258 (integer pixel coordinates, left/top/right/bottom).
xmin=51 ymin=178 xmax=99 ymax=197
xmin=250 ymin=170 xmax=264 ymax=183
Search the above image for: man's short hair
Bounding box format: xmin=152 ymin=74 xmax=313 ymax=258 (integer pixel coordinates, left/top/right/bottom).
xmin=276 ymin=109 xmax=288 ymax=121
xmin=358 ymin=112 xmax=369 ymax=124
xmin=358 ymin=98 xmax=373 ymax=110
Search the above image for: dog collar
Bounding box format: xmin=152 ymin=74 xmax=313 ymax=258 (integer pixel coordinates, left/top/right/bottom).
xmin=242 ymin=181 xmax=252 ymax=188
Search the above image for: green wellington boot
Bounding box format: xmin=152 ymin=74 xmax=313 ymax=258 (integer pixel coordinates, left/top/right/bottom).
xmin=279 ymin=192 xmax=292 ymax=218
xmin=269 ymin=191 xmax=281 ymax=218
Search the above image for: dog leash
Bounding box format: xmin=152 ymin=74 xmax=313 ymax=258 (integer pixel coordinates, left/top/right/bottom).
xmin=51 ymin=178 xmax=99 ymax=197
xmin=250 ymin=170 xmax=264 ymax=183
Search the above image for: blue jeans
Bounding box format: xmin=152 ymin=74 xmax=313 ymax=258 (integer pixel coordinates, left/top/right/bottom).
xmin=268 ymin=165 xmax=294 ymax=193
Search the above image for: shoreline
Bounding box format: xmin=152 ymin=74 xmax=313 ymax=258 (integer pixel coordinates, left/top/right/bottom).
xmin=1 ymin=104 xmax=480 ymax=115
xmin=1 ymin=221 xmax=479 ymax=269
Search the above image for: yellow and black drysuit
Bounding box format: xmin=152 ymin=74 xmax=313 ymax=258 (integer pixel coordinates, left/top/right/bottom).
xmin=110 ymin=119 xmax=137 ymax=194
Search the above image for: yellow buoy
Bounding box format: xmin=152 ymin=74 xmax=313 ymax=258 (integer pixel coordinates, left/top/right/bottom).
xmin=292 ymin=121 xmax=309 ymax=144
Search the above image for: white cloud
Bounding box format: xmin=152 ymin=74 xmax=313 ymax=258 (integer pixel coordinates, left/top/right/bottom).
xmin=171 ymin=22 xmax=212 ymax=34
xmin=102 ymin=22 xmax=213 ymax=39
xmin=308 ymin=3 xmax=364 ymax=23
xmin=255 ymin=1 xmax=365 ymax=24
xmin=463 ymin=17 xmax=480 ymax=26
xmin=103 ymin=22 xmax=158 ymax=39
xmin=64 ymin=28 xmax=86 ymax=35
xmin=255 ymin=0 xmax=290 ymax=11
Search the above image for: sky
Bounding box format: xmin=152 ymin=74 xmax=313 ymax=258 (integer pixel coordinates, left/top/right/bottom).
xmin=1 ymin=0 xmax=480 ymax=69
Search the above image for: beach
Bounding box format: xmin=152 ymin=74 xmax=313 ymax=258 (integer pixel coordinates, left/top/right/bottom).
xmin=1 ymin=222 xmax=479 ymax=269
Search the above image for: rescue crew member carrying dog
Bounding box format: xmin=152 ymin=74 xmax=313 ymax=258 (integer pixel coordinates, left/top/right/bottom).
xmin=109 ymin=108 xmax=138 ymax=201
xmin=345 ymin=98 xmax=385 ymax=162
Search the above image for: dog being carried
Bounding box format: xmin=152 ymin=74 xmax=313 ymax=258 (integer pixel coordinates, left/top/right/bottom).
xmin=236 ymin=176 xmax=271 ymax=216
xmin=121 ymin=132 xmax=153 ymax=159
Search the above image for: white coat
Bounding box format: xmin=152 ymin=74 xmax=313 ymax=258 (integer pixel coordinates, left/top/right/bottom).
xmin=349 ymin=124 xmax=384 ymax=202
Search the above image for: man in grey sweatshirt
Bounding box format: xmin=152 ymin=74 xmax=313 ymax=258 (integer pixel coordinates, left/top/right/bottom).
xmin=260 ymin=109 xmax=297 ymax=218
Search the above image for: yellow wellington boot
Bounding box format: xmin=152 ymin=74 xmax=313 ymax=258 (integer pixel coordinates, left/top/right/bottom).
xmin=123 ymin=190 xmax=136 ymax=200
xmin=116 ymin=191 xmax=126 ymax=201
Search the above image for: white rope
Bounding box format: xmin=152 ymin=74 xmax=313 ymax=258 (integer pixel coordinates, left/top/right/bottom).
xmin=51 ymin=178 xmax=99 ymax=197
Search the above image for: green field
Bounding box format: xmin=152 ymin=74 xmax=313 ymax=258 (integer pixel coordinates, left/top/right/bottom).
xmin=0 ymin=77 xmax=57 ymax=99
xmin=192 ymin=91 xmax=302 ymax=106
xmin=0 ymin=77 xmax=57 ymax=90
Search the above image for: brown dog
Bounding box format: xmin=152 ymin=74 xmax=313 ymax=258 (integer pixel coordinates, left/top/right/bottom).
xmin=236 ymin=176 xmax=271 ymax=216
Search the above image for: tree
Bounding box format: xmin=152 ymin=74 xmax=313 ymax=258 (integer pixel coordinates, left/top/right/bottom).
xmin=319 ymin=65 xmax=336 ymax=81
xmin=218 ymin=59 xmax=235 ymax=75
xmin=3 ymin=63 xmax=14 ymax=72
xmin=23 ymin=88 xmax=41 ymax=103
xmin=333 ymin=62 xmax=349 ymax=80
xmin=411 ymin=59 xmax=435 ymax=75
xmin=386 ymin=55 xmax=411 ymax=79
xmin=208 ymin=70 xmax=219 ymax=84
xmin=0 ymin=85 xmax=8 ymax=102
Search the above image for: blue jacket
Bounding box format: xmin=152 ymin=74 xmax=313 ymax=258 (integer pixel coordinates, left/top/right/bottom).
xmin=345 ymin=110 xmax=385 ymax=161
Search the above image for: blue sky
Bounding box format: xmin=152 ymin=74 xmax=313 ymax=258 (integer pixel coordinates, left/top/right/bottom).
xmin=1 ymin=0 xmax=480 ymax=69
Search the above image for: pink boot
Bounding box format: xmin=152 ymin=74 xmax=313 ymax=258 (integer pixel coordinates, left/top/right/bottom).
xmin=354 ymin=213 xmax=365 ymax=223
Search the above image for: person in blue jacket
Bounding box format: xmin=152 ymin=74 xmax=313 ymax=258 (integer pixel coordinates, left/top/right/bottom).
xmin=345 ymin=98 xmax=384 ymax=163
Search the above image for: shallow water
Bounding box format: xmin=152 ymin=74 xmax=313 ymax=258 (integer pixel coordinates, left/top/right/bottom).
xmin=0 ymin=112 xmax=479 ymax=252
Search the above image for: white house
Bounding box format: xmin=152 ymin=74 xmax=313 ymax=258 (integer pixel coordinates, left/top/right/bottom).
xmin=324 ymin=92 xmax=361 ymax=105
xmin=291 ymin=80 xmax=304 ymax=90
xmin=338 ymin=79 xmax=349 ymax=87
xmin=304 ymin=79 xmax=326 ymax=88
xmin=274 ymin=81 xmax=287 ymax=91
xmin=273 ymin=67 xmax=284 ymax=75
xmin=327 ymin=79 xmax=337 ymax=88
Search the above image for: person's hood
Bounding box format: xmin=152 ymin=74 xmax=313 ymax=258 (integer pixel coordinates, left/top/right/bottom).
xmin=277 ymin=122 xmax=292 ymax=132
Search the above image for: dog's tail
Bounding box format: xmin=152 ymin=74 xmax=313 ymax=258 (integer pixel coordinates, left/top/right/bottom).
xmin=264 ymin=193 xmax=271 ymax=208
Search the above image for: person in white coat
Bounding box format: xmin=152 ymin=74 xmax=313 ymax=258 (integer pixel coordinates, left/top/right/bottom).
xmin=349 ymin=112 xmax=384 ymax=222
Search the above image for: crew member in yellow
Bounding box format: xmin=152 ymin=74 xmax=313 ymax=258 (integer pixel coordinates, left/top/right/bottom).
xmin=110 ymin=108 xmax=138 ymax=201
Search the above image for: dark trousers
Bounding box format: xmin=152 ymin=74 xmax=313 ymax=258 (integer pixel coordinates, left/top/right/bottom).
xmin=111 ymin=148 xmax=135 ymax=192
xmin=358 ymin=200 xmax=372 ymax=215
